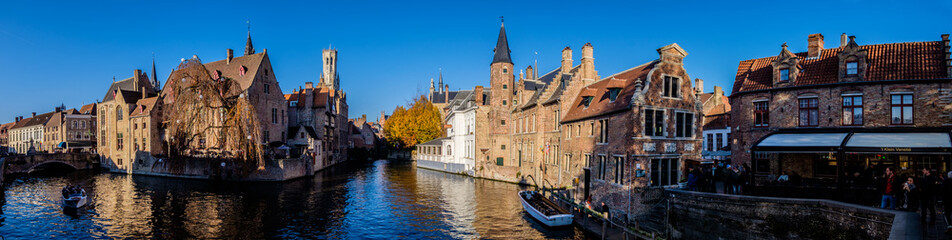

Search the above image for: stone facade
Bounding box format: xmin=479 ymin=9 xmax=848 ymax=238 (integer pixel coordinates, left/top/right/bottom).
xmin=97 ymin=69 xmax=159 ymax=173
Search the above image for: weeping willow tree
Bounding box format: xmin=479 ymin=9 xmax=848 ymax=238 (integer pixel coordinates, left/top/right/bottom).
xmin=163 ymin=57 xmax=265 ymax=169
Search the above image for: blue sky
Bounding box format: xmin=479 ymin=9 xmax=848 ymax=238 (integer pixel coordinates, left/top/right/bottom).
xmin=1 ymin=0 xmax=950 ymax=122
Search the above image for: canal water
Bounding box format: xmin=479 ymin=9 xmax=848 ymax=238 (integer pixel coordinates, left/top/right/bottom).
xmin=0 ymin=160 xmax=586 ymax=239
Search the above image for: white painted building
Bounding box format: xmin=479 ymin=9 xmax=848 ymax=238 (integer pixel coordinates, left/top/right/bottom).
xmin=8 ymin=112 xmax=55 ymax=154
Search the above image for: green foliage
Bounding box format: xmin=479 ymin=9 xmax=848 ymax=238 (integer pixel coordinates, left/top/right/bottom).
xmin=383 ymin=95 xmax=443 ymax=149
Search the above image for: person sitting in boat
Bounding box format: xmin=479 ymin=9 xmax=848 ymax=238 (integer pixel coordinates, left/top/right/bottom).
xmin=62 ymin=185 xmax=69 ymax=198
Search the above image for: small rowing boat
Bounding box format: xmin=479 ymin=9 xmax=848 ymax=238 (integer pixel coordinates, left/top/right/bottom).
xmin=518 ymin=190 xmax=573 ymax=227
xmin=62 ymin=185 xmax=87 ymax=209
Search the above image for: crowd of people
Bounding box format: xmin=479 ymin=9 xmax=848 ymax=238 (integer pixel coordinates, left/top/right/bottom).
xmin=685 ymin=163 xmax=750 ymax=195
xmin=879 ymin=167 xmax=952 ymax=227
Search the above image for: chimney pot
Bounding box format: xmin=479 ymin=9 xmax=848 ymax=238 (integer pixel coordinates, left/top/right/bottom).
xmin=32 ymin=112 xmax=36 ymax=117
xmin=807 ymin=33 xmax=824 ymax=58
xmin=840 ymin=33 xmax=848 ymax=48
xmin=227 ymin=49 xmax=234 ymax=64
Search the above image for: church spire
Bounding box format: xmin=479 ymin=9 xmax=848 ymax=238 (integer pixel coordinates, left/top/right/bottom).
xmin=438 ymin=68 xmax=444 ymax=93
xmin=151 ymin=52 xmax=159 ymax=91
xmin=491 ymin=17 xmax=512 ymax=65
xmin=245 ymin=21 xmax=255 ymax=55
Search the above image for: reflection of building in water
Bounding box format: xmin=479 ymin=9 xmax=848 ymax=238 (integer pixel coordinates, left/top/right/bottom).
xmin=414 ymin=168 xmax=477 ymax=238
xmin=90 ymin=175 xmax=154 ymax=237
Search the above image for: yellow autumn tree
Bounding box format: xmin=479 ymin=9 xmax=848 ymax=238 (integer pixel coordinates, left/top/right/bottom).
xmin=384 ymin=95 xmax=442 ymax=149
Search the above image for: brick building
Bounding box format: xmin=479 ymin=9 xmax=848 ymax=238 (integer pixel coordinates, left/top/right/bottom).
xmin=44 ymin=104 xmax=97 ymax=153
xmin=0 ymin=122 xmax=14 ymax=154
xmin=560 ymin=43 xmax=702 ymax=211
xmin=730 ymin=33 xmax=952 ymax=184
xmin=98 ymin=69 xmax=159 ymax=172
xmin=699 ymin=86 xmax=731 ymax=162
xmin=285 ymin=48 xmax=350 ymax=169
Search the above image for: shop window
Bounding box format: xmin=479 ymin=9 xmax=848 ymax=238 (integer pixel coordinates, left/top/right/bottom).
xmin=753 ymin=101 xmax=769 ymax=127
xmin=842 ymin=95 xmax=863 ymax=126
xmin=754 ymin=152 xmax=770 ymax=174
xmin=644 ymin=109 xmax=665 ymax=137
xmin=798 ymin=98 xmax=819 ymax=127
xmin=813 ymin=154 xmax=838 ymax=177
xmin=891 ymin=94 xmax=913 ymax=125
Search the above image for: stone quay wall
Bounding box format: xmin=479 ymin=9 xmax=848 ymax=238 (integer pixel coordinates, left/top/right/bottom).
xmin=116 ymin=153 xmax=319 ymax=181
xmin=665 ymin=189 xmax=916 ymax=240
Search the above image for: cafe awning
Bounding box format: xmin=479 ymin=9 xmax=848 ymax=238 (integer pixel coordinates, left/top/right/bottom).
xmin=752 ymin=133 xmax=849 ymax=152
xmin=844 ymin=132 xmax=952 ymax=153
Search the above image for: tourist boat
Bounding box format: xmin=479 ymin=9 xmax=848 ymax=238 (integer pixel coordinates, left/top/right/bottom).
xmin=62 ymin=186 xmax=87 ymax=209
xmin=518 ymin=190 xmax=573 ymax=227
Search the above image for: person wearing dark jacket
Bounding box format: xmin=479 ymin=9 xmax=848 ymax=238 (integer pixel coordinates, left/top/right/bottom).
xmin=880 ymin=167 xmax=901 ymax=210
xmin=942 ymin=171 xmax=952 ymax=229
xmin=919 ymin=168 xmax=938 ymax=224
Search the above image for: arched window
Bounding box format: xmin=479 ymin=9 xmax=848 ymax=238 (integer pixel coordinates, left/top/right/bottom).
xmin=117 ymin=107 xmax=123 ymax=121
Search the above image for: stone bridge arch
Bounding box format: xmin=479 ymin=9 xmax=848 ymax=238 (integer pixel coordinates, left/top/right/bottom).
xmin=2 ymin=153 xmax=99 ymax=176
xmin=25 ymin=160 xmax=79 ymax=173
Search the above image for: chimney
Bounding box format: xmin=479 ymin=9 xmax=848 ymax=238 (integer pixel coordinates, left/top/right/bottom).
xmin=444 ymin=85 xmax=449 ymax=102
xmin=361 ymin=114 xmax=367 ymax=122
xmin=561 ymin=46 xmax=573 ymax=74
xmin=807 ymin=33 xmax=824 ymax=58
xmin=55 ymin=107 xmax=61 ymax=112
xmin=142 ymin=86 xmax=147 ymax=99
xmin=133 ymin=69 xmax=142 ymax=91
xmin=32 ymin=112 xmax=36 ymax=118
xmin=695 ymin=78 xmax=704 ymax=95
xmin=840 ymin=33 xmax=848 ymax=48
xmin=14 ymin=116 xmax=19 ymax=123
xmin=943 ymin=34 xmax=950 ymax=77
xmin=580 ymin=43 xmax=597 ymax=81
xmin=305 ymin=82 xmax=313 ymax=89
xmin=227 ymin=49 xmax=234 ymax=64
xmin=713 ymin=86 xmax=724 ymax=105
xmin=525 ymin=66 xmax=534 ymax=80
xmin=474 ymin=86 xmax=485 ymax=105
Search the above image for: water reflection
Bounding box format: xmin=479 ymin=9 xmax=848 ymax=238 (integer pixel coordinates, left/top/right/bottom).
xmin=0 ymin=160 xmax=584 ymax=239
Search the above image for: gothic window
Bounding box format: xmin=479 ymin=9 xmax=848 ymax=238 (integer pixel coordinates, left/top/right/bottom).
xmin=264 ymin=84 xmax=270 ymax=93
xmin=116 ymin=108 xmax=123 ymax=121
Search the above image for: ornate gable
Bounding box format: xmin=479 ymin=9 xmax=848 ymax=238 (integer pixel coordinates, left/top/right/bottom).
xmin=771 ymin=43 xmax=800 ymax=86
xmin=837 ymin=36 xmax=869 ymax=82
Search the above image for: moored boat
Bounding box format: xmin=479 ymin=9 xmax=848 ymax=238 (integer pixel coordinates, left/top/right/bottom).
xmin=518 ymin=190 xmax=573 ymax=227
xmin=62 ymin=185 xmax=87 ymax=209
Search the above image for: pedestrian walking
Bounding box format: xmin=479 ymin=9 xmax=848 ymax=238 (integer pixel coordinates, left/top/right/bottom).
xmin=901 ymin=177 xmax=917 ymax=210
xmin=880 ymin=167 xmax=900 ymax=210
xmin=920 ymin=168 xmax=938 ymax=224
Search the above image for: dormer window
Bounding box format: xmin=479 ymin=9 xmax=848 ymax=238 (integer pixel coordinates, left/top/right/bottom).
xmin=608 ymin=88 xmax=621 ymax=102
xmin=846 ymin=61 xmax=858 ymax=76
xmin=779 ymin=68 xmax=790 ymax=82
xmin=239 ymin=66 xmax=247 ymax=76
xmin=581 ymin=96 xmax=594 ymax=107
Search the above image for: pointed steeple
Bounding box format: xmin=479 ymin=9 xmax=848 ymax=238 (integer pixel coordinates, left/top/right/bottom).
xmin=245 ymin=21 xmax=255 ymax=55
xmin=491 ymin=17 xmax=512 ymax=65
xmin=438 ymin=69 xmax=444 ymax=93
xmin=151 ymin=52 xmax=159 ymax=91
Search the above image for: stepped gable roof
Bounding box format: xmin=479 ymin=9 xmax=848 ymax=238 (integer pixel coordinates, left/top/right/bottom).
xmin=733 ymin=40 xmax=948 ymax=94
xmin=562 ymin=61 xmax=658 ymax=123
xmin=102 ymin=71 xmax=153 ymax=102
xmin=492 ymin=22 xmax=512 ymax=65
xmin=131 ymin=97 xmax=159 ymax=117
xmin=202 ymin=52 xmax=267 ymax=90
xmin=78 ymin=103 xmax=96 ymax=115
xmin=12 ymin=111 xmax=56 ymax=129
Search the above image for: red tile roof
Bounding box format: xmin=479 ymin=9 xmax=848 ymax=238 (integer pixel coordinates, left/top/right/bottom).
xmin=733 ymin=40 xmax=948 ymax=94
xmin=562 ymin=61 xmax=657 ymax=123
xmin=131 ymin=97 xmax=159 ymax=117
